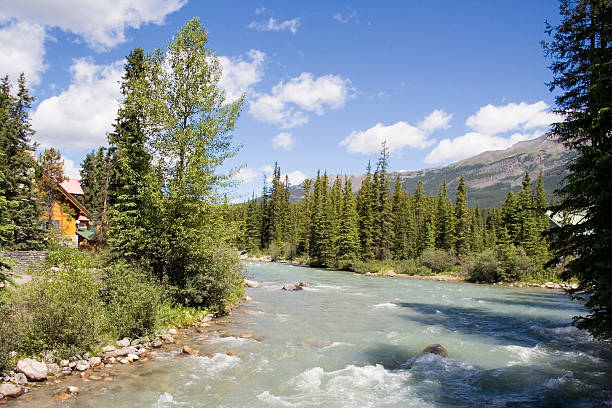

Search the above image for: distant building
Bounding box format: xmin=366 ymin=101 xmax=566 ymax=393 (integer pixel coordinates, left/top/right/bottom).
xmin=43 ymin=179 xmax=96 ymax=247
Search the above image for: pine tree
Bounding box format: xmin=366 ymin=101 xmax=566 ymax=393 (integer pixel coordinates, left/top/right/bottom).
xmin=414 ymin=180 xmax=427 ymax=255
xmin=296 ymin=178 xmax=313 ymax=255
xmin=36 ymin=148 xmax=66 ymax=225
xmin=454 ymin=176 xmax=469 ymax=256
xmin=337 ymin=177 xmax=360 ymax=265
xmin=517 ymin=171 xmax=539 ymax=257
xmin=435 ymin=180 xmax=455 ymax=250
xmin=533 ymin=171 xmax=550 ymax=265
xmin=0 ymin=74 xmax=43 ymax=249
xmin=391 ymin=177 xmax=409 ymax=259
xmin=501 ymin=190 xmax=520 ymax=245
xmin=356 ymin=163 xmax=374 ymax=260
xmin=245 ymin=193 xmax=261 ymax=251
xmin=372 ymin=144 xmax=393 ymax=260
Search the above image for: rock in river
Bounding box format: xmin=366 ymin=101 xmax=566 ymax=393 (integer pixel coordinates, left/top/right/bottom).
xmin=0 ymin=383 xmax=23 ymax=398
xmin=282 ymin=283 xmax=303 ymax=291
xmin=423 ymin=344 xmax=448 ymax=357
xmin=183 ymin=346 xmax=198 ymax=355
xmin=16 ymin=358 xmax=48 ymax=381
xmin=244 ymin=279 xmax=260 ymax=288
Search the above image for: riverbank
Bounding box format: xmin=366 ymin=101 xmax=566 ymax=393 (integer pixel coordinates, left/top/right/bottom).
xmin=239 ymin=254 xmax=577 ymax=291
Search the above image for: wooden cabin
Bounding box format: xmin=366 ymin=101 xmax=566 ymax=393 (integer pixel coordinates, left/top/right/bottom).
xmin=43 ymin=179 xmax=96 ymax=247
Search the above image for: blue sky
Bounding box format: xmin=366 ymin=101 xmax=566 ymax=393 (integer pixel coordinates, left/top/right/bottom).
xmin=0 ymin=1 xmax=561 ymax=200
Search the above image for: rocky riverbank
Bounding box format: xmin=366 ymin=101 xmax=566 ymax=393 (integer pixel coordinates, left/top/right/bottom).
xmin=0 ymin=312 xmax=232 ymax=404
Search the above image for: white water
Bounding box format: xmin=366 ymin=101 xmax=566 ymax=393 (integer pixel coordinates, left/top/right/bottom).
xmin=15 ymin=262 xmax=612 ymax=407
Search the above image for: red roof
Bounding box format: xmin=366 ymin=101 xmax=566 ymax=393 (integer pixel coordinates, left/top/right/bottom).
xmin=59 ymin=179 xmax=83 ymax=195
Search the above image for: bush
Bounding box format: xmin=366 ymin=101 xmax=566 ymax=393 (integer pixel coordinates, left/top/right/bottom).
xmin=419 ymin=248 xmax=457 ymax=274
xmin=352 ymin=259 xmax=395 ymax=274
xmin=19 ymin=264 xmax=103 ymax=358
xmin=100 ymin=263 xmax=164 ymax=339
xmin=268 ymin=241 xmax=296 ymax=261
xmin=495 ymin=244 xmax=536 ymax=282
xmin=395 ymin=259 xmax=433 ymax=276
xmin=45 ymin=239 xmax=103 ymax=270
xmin=180 ymin=245 xmax=244 ymax=315
xmin=466 ymin=249 xmax=500 ymax=282
xmin=0 ymin=292 xmax=20 ymax=372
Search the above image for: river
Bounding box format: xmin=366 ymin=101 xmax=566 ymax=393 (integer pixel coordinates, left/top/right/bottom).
xmin=13 ymin=261 xmax=612 ymax=407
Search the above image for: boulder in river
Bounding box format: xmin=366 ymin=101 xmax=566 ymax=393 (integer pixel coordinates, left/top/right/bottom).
xmin=183 ymin=346 xmax=198 ymax=355
xmin=282 ymin=283 xmax=303 ymax=291
xmin=116 ymin=338 xmax=131 ymax=348
xmin=0 ymin=383 xmax=23 ymax=398
xmin=244 ymin=279 xmax=260 ymax=288
xmin=16 ymin=358 xmax=48 ymax=381
xmin=423 ymin=344 xmax=448 ymax=357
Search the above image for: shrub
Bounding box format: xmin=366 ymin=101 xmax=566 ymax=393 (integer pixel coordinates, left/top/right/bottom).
xmin=180 ymin=245 xmax=244 ymax=315
xmin=45 ymin=239 xmax=103 ymax=270
xmin=100 ymin=263 xmax=165 ymax=339
xmin=352 ymin=259 xmax=394 ymax=274
xmin=19 ymin=265 xmax=103 ymax=358
xmin=395 ymin=259 xmax=431 ymax=275
xmin=467 ymin=249 xmax=500 ymax=282
xmin=268 ymin=241 xmax=296 ymax=261
xmin=495 ymin=244 xmax=536 ymax=282
xmin=0 ymin=292 xmax=20 ymax=372
xmin=419 ymin=248 xmax=457 ymax=274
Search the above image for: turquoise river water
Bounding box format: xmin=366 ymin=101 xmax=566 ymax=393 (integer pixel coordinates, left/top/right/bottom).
xmin=13 ymin=261 xmax=612 ymax=407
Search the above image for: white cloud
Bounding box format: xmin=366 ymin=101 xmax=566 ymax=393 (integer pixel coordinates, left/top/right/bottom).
xmin=233 ymin=167 xmax=258 ymax=184
xmin=62 ymin=157 xmax=81 ymax=179
xmin=32 ymin=58 xmax=123 ymax=150
xmin=0 ymin=0 xmax=186 ymax=51
xmin=260 ymin=164 xmax=274 ymax=173
xmin=287 ymin=170 xmax=306 ymax=186
xmin=218 ymin=49 xmax=266 ymax=103
xmin=272 ymin=132 xmax=294 ymax=151
xmin=424 ymin=130 xmax=545 ymax=164
xmin=340 ymin=109 xmax=451 ymax=154
xmin=0 ymin=20 xmax=46 ymax=86
xmin=419 ymin=109 xmax=453 ymax=133
xmin=247 ymin=17 xmax=301 ymax=34
xmin=250 ymin=72 xmax=353 ymax=128
xmin=465 ymin=101 xmax=557 ymax=135
xmin=333 ymin=11 xmax=358 ymax=24
xmin=255 ymin=7 xmax=266 ymax=15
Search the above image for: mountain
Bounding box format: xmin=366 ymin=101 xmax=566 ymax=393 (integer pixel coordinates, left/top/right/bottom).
xmin=289 ymin=134 xmax=574 ymax=208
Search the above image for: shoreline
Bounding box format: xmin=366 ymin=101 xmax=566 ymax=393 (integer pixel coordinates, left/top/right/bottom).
xmin=240 ymin=255 xmax=576 ymax=291
xmin=0 ymin=303 xmax=248 ymax=405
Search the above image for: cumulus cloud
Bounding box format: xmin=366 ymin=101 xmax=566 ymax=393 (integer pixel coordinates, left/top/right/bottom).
xmin=62 ymin=157 xmax=81 ymax=179
xmin=250 ymin=72 xmax=353 ymax=128
xmin=424 ymin=130 xmax=544 ymax=164
xmin=424 ymin=101 xmax=558 ymax=164
xmin=0 ymin=0 xmax=186 ymax=51
xmin=272 ymin=132 xmax=294 ymax=151
xmin=218 ymin=49 xmax=265 ymax=103
xmin=32 ymin=58 xmax=123 ymax=150
xmin=247 ymin=17 xmax=300 ymax=34
xmin=465 ymin=101 xmax=557 ymax=135
xmin=0 ymin=20 xmax=46 ymax=86
xmin=340 ymin=109 xmax=451 ymax=154
xmin=233 ymin=167 xmax=258 ymax=184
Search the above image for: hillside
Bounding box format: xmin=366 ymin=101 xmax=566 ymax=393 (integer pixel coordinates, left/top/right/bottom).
xmin=290 ymin=134 xmax=574 ymax=208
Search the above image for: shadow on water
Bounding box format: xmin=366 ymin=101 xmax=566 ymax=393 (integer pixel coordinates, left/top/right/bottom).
xmin=397 ymin=302 xmax=572 ymax=348
xmin=470 ymin=295 xmax=583 ymax=312
xmin=361 ymin=343 xmax=610 ymax=408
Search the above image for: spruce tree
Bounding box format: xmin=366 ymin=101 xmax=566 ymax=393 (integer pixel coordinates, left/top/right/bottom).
xmin=517 ymin=171 xmax=539 ymax=258
xmin=391 ymin=177 xmax=409 ymax=259
xmin=372 ymin=144 xmax=393 ymax=260
xmin=36 ymin=148 xmax=66 ymax=225
xmin=454 ymin=175 xmax=469 ymax=256
xmin=337 ymin=177 xmax=360 ymax=265
xmin=0 ymin=74 xmax=43 ymax=249
xmin=435 ymin=181 xmax=455 ymax=250
xmin=501 ymin=190 xmax=520 ymax=245
xmin=356 ymin=163 xmax=374 ymax=260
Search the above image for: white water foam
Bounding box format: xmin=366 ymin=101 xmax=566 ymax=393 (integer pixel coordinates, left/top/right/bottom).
xmin=258 ymin=364 xmax=428 ymax=407
xmin=155 ymin=392 xmax=175 ymax=407
xmin=320 ymin=342 xmax=353 ymax=350
xmin=194 ymin=352 xmax=241 ymax=375
xmin=503 ymin=344 xmax=549 ymax=365
xmin=373 ymin=302 xmax=399 ymax=309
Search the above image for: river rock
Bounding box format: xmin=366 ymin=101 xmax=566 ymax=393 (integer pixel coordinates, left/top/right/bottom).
xmin=244 ymin=279 xmax=260 ymax=288
xmin=183 ymin=346 xmax=198 ymax=355
xmin=88 ymin=357 xmax=102 ymax=367
xmin=66 ymin=385 xmax=79 ymax=394
xmin=282 ymin=283 xmax=303 ymax=291
xmin=168 ymin=328 xmax=178 ymax=335
xmin=46 ymin=363 xmax=60 ymax=375
xmin=105 ymin=346 xmax=137 ymax=358
xmin=0 ymin=383 xmax=23 ymax=398
xmin=296 ymin=281 xmax=312 ymax=287
xmin=116 ymin=338 xmax=131 ymax=348
xmin=75 ymin=361 xmax=89 ymax=371
xmin=60 ymin=359 xmax=69 ymax=367
xmin=16 ymin=358 xmax=48 ymax=381
xmin=12 ymin=372 xmax=28 ymax=385
xmin=102 ymin=345 xmax=116 ymax=353
xmin=151 ymin=340 xmax=163 ymax=348
xmin=127 ymin=353 xmax=139 ymax=361
xmin=423 ymin=344 xmax=448 ymax=357
xmin=130 ymin=338 xmax=141 ymax=346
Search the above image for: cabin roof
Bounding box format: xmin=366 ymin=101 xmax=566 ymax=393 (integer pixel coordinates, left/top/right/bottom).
xmin=59 ymin=179 xmax=84 ymax=195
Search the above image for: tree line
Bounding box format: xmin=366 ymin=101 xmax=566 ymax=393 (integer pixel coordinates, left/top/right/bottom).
xmin=232 ymin=145 xmax=551 ymax=279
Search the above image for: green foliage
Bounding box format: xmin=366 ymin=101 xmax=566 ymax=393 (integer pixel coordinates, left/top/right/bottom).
xmin=466 ymin=249 xmax=500 ymax=283
xmin=420 ymin=248 xmax=456 ymax=274
xmin=466 ymin=245 xmax=536 ymax=283
xmin=0 ymin=74 xmax=44 ymax=250
xmin=19 ymin=264 xmax=103 ymax=358
xmin=100 ymin=263 xmax=164 ymax=339
xmin=0 ymin=291 xmax=19 ymax=372
xmin=36 ymin=147 xmax=66 ymax=223
xmin=545 ymin=0 xmax=612 ymax=338
xmin=454 ymin=176 xmax=469 ymax=256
